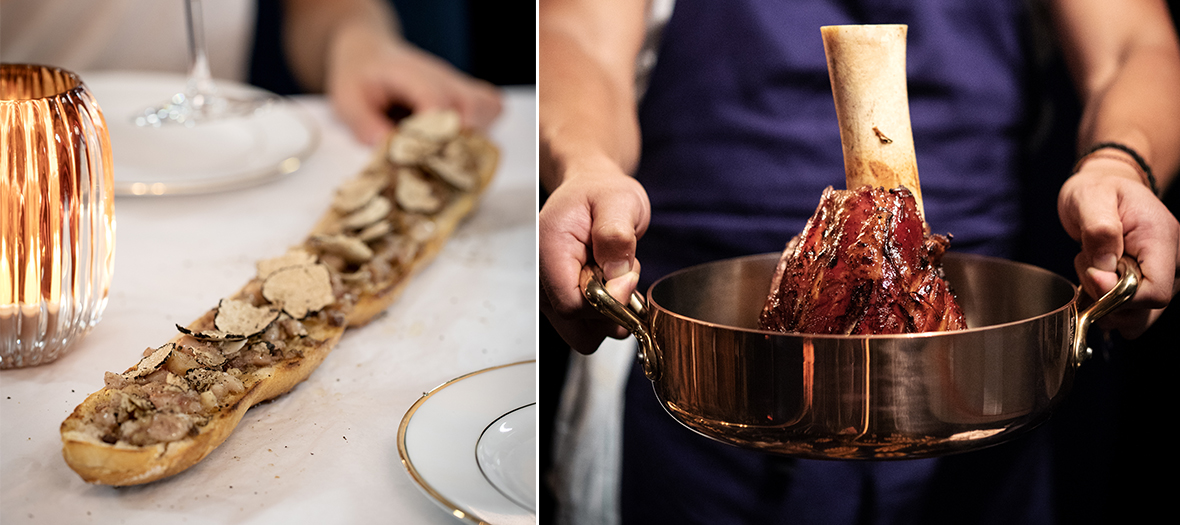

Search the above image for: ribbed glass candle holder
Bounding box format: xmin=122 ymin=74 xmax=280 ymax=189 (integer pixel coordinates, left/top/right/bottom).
xmin=1 ymin=64 xmax=116 ymax=369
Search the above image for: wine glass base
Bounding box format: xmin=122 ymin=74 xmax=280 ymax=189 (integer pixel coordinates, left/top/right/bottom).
xmin=134 ymin=91 xmax=281 ymax=127
xmin=83 ymin=71 xmax=320 ymax=196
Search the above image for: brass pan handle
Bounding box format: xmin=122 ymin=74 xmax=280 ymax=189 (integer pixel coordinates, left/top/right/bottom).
xmin=579 ymin=265 xmax=662 ymax=381
xmin=1074 ymin=255 xmax=1141 ymax=365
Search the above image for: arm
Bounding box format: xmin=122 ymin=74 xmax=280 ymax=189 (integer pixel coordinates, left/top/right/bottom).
xmin=1051 ymin=0 xmax=1180 ymax=337
xmin=281 ymin=0 xmax=502 ymax=144
xmin=539 ymin=0 xmax=652 ymax=353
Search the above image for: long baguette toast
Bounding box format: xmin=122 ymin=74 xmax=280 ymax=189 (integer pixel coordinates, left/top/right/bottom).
xmin=60 ymin=111 xmax=498 ymax=485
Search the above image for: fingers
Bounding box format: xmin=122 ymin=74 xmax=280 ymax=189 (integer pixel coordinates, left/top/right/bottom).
xmin=451 ymin=79 xmax=504 ymax=131
xmin=1061 ymin=168 xmax=1180 ymax=338
xmin=539 ymin=169 xmax=651 ymax=353
xmin=604 ymin=260 xmax=641 ymax=304
xmin=1060 ymin=176 xmax=1124 ymax=299
xmin=537 ymin=220 xmax=634 ymax=354
xmin=538 ymin=196 xmax=593 ymax=315
xmin=327 ymin=36 xmax=504 ymax=144
xmin=540 ymin=280 xmax=630 ymax=354
xmin=332 ymin=85 xmax=396 ymax=146
xmin=592 ymin=207 xmax=638 ymax=280
xmin=1120 ymin=196 xmax=1180 ymax=308
xmin=370 ymin=47 xmax=503 ymax=132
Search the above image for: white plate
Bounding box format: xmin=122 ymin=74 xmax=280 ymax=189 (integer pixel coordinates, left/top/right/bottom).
xmin=399 ymin=361 xmax=537 ymax=525
xmin=477 ymin=404 xmax=537 ymax=512
xmin=82 ymin=71 xmax=319 ymax=196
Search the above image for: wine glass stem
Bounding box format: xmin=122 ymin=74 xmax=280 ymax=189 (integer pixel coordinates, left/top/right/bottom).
xmin=184 ymin=0 xmax=215 ymax=104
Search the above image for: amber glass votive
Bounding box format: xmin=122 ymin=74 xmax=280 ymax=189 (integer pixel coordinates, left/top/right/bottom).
xmin=1 ymin=64 xmax=116 ymax=369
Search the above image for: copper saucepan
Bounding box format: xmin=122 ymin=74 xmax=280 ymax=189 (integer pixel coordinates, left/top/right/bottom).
xmin=581 ymin=252 xmax=1139 ymax=459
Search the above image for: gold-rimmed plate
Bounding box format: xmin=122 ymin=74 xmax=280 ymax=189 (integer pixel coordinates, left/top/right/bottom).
xmin=398 ymin=361 xmax=536 ymax=525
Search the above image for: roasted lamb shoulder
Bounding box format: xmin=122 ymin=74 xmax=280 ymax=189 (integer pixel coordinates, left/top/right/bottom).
xmin=758 ymin=185 xmax=966 ymax=334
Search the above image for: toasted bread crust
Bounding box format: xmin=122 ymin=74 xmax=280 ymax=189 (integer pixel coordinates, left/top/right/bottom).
xmin=61 ymin=121 xmax=498 ymax=486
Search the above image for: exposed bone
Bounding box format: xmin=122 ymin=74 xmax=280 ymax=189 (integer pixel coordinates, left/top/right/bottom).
xmin=821 ymin=24 xmax=923 ymax=217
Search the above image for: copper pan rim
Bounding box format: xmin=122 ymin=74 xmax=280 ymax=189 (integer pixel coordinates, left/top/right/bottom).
xmin=643 ymin=252 xmax=1082 ymax=339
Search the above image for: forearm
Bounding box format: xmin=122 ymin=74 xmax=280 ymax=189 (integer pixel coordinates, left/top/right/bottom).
xmin=1052 ymin=0 xmax=1180 ymax=192
xmin=539 ymin=0 xmax=647 ymax=193
xmin=282 ymin=0 xmax=400 ymax=92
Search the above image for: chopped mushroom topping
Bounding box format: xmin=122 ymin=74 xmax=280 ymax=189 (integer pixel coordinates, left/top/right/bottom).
xmin=339 ymin=268 xmax=372 ymax=283
xmin=191 ymin=347 xmax=227 ymax=368
xmin=184 ymin=368 xmax=221 ymax=392
xmin=165 ymin=372 xmax=190 ymax=390
xmin=261 ymin=263 xmax=336 ymax=318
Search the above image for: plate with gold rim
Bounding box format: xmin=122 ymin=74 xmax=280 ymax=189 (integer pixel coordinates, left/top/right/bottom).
xmin=398 ymin=360 xmax=536 ymax=525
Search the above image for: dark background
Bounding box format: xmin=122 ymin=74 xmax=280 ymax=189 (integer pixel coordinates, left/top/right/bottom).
xmin=247 ymin=0 xmax=535 ymax=93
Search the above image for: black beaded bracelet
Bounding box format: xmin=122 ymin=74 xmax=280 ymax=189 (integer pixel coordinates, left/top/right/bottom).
xmin=1075 ymin=142 xmax=1159 ymax=196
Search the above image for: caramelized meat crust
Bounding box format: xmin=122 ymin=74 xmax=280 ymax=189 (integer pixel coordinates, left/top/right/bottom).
xmin=759 ymin=185 xmax=966 ymax=335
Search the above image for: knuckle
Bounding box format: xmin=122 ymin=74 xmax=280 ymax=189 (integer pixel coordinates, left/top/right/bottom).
xmin=1080 ymin=221 xmax=1121 ymax=244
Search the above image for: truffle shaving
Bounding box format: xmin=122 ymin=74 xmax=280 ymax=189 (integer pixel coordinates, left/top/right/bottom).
xmin=257 ymin=248 xmax=318 ymax=280
xmin=399 ymin=110 xmax=461 ymax=142
xmin=388 ymin=134 xmax=440 ymax=165
xmin=261 ymin=264 xmax=336 ymax=319
xmin=331 ymin=175 xmax=389 ymax=214
xmin=340 ymin=196 xmax=393 ymax=230
xmin=311 ymin=234 xmax=374 ymax=264
xmin=424 ymin=154 xmax=477 ymax=191
xmin=125 ymin=344 xmax=174 ymax=379
xmin=356 ymin=220 xmax=393 ymax=242
xmin=396 ymin=168 xmax=444 ymax=213
xmin=214 ymin=299 xmax=282 ymax=338
xmin=174 ymin=325 xmax=247 ymax=342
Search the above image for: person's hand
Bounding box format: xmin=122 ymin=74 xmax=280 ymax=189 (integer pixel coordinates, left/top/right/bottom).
xmin=539 ymin=155 xmax=651 ymax=354
xmin=1058 ymin=156 xmax=1180 ymax=338
xmin=325 ymin=24 xmax=503 ymax=145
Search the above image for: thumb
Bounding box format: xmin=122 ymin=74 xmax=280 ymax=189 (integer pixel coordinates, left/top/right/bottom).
xmin=589 ymin=185 xmax=648 ymax=281
xmin=591 ymin=213 xmax=639 ymax=282
xmin=1074 ymin=195 xmax=1124 ymax=297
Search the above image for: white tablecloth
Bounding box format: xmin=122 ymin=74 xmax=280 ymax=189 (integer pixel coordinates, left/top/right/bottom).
xmin=0 ymin=87 xmax=537 ymax=524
